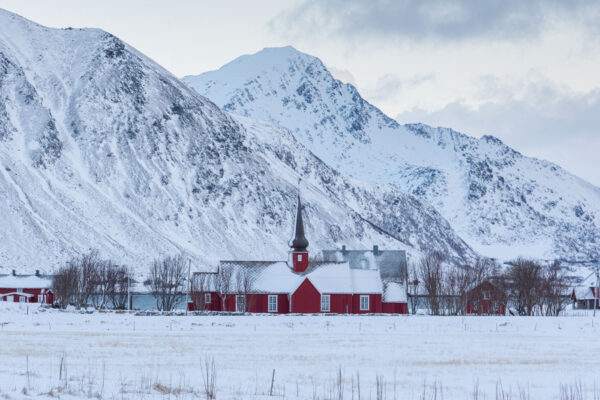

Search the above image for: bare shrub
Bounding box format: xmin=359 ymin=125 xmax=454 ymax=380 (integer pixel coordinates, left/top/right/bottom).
xmin=200 ymin=358 xmax=216 ymax=400
xmin=418 ymin=251 xmax=444 ymax=315
xmin=107 ymin=265 xmax=130 ymax=310
xmin=191 ymin=272 xmax=212 ymax=311
xmin=147 ymin=255 xmax=187 ymax=311
xmin=214 ymin=265 xmax=233 ymax=311
xmin=53 ymin=263 xmax=79 ymax=308
xmin=236 ymin=268 xmax=254 ymax=312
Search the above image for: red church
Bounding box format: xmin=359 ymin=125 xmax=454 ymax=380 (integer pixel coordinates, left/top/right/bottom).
xmin=190 ymin=195 xmax=408 ymax=314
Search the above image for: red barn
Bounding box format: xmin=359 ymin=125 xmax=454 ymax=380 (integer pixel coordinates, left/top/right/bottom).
xmin=466 ymin=280 xmax=506 ymax=315
xmin=190 ymin=195 xmax=408 ymax=314
xmin=0 ymin=270 xmax=54 ymax=305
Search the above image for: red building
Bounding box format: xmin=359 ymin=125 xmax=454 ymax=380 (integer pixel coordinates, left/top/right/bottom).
xmin=466 ymin=280 xmax=506 ymax=315
xmin=0 ymin=270 xmax=54 ymax=304
xmin=190 ymin=195 xmax=408 ymax=314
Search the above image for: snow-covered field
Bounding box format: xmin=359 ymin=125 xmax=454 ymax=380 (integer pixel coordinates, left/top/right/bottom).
xmin=1 ymin=303 xmax=599 ymax=400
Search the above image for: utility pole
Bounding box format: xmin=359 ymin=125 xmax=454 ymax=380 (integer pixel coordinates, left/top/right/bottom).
xmin=186 ymin=259 xmax=191 ymax=316
xmin=127 ymin=274 xmax=131 ymax=312
xmin=594 ymin=264 xmax=599 ymax=317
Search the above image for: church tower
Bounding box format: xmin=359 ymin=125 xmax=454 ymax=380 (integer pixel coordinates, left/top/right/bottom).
xmin=289 ymin=194 xmax=309 ymax=272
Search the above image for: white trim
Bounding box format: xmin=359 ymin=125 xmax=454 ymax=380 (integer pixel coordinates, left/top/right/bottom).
xmin=360 ymin=295 xmax=370 ymax=311
xmin=204 ymin=293 xmax=212 ymax=304
xmin=235 ymin=295 xmax=246 ymax=313
xmin=297 ymin=254 xmax=303 ymax=262
xmin=268 ymin=295 xmax=278 ymax=312
xmin=320 ymin=294 xmax=330 ymax=312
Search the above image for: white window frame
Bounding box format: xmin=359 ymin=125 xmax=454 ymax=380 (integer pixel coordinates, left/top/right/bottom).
xmin=17 ymin=288 xmax=23 ymax=293
xmin=38 ymin=294 xmax=44 ymax=303
xmin=268 ymin=295 xmax=278 ymax=312
xmin=19 ymin=296 xmax=26 ymax=303
xmin=204 ymin=293 xmax=212 ymax=304
xmin=320 ymin=294 xmax=330 ymax=312
xmin=297 ymin=254 xmax=303 ymax=261
xmin=482 ymin=291 xmax=491 ymax=300
xmin=360 ymin=295 xmax=370 ymax=311
xmin=236 ymin=295 xmax=246 ymax=313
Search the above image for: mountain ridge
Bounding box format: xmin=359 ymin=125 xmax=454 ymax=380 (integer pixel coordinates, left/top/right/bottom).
xmin=0 ymin=9 xmax=474 ymax=274
xmin=184 ymin=46 xmax=600 ymax=261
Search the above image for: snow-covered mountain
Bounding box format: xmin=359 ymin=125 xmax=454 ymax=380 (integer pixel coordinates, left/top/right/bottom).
xmin=184 ymin=46 xmax=600 ymax=261
xmin=0 ymin=10 xmax=474 ymax=274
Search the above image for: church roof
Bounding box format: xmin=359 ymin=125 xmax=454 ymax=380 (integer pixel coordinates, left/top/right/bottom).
xmin=203 ymin=260 xmax=385 ymax=295
xmin=322 ymin=248 xmax=407 ymax=281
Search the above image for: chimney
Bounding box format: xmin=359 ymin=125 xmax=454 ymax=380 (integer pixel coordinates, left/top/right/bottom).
xmin=373 ymin=245 xmax=379 ymax=255
xmin=11 ymin=269 xmax=16 ymax=276
xmin=35 ymin=270 xmax=40 ymax=277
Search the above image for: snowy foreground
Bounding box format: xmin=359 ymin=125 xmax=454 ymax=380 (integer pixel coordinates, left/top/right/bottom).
xmin=1 ymin=304 xmax=599 ymax=400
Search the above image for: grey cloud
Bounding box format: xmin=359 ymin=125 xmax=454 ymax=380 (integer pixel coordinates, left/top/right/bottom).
xmin=396 ymin=87 xmax=600 ymax=186
xmin=327 ymin=66 xmax=358 ymax=85
xmin=366 ymin=73 xmax=435 ymax=103
xmin=272 ymin=0 xmax=600 ymax=42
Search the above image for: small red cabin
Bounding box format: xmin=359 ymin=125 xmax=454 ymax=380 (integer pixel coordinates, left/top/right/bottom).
xmin=466 ymin=281 xmax=506 ymax=315
xmin=0 ymin=270 xmax=54 ymax=305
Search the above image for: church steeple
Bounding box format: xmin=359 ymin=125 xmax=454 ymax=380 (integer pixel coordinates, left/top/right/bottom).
xmin=289 ymin=194 xmax=309 ymax=272
xmin=289 ymin=194 xmax=309 ymax=251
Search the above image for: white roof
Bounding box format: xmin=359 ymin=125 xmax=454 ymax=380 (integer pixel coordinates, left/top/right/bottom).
xmin=383 ymin=282 xmax=407 ymax=302
xmin=248 ymin=262 xmax=304 ymax=293
xmin=0 ymin=275 xmax=52 ymax=289
xmin=307 ymin=263 xmax=353 ymax=294
xmin=573 ymin=286 xmax=598 ymax=301
xmin=211 ymin=260 xmax=385 ymax=295
xmin=350 ymin=269 xmax=384 ymax=294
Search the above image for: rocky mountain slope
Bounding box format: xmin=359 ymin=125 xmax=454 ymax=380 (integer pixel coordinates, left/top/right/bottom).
xmin=184 ymin=46 xmax=600 ymax=261
xmin=0 ymin=10 xmax=474 ymax=274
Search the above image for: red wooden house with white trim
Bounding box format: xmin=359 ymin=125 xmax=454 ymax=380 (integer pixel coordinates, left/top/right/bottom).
xmin=190 ymin=195 xmax=408 ymax=314
xmin=0 ymin=270 xmax=54 ymax=304
xmin=466 ymin=280 xmax=506 ymax=315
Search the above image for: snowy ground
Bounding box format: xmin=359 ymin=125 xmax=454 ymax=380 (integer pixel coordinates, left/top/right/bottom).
xmin=1 ymin=303 xmax=599 ymax=399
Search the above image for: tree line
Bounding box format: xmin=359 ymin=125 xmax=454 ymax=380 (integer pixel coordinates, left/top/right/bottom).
xmin=409 ymin=252 xmax=570 ymax=316
xmin=53 ymin=251 xmax=190 ymax=311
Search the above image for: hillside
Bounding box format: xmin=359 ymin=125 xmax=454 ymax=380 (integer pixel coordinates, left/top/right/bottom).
xmin=184 ymin=46 xmax=600 ymax=261
xmin=0 ymin=10 xmax=474 ymax=274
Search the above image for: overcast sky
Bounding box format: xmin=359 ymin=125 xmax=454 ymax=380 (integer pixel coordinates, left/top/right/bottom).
xmin=1 ymin=0 xmax=599 ymax=186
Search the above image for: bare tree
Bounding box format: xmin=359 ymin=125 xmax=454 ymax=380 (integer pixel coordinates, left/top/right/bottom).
xmin=214 ymin=265 xmax=233 ymax=312
xmin=53 ymin=263 xmax=79 ymax=308
xmin=506 ymin=258 xmax=543 ymax=316
xmin=418 ymin=251 xmax=444 ymax=315
xmin=191 ymin=272 xmax=214 ymax=311
xmin=147 ymin=255 xmax=187 ymax=311
xmin=74 ymin=250 xmax=103 ymax=308
xmin=540 ymin=261 xmax=568 ymax=316
xmin=407 ymin=262 xmax=420 ymax=314
xmin=236 ymin=268 xmax=254 ymax=312
xmin=108 ymin=265 xmax=130 ymax=310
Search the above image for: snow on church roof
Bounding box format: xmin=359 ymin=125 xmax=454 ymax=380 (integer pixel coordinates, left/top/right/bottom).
xmin=214 ymin=260 xmax=385 ymax=295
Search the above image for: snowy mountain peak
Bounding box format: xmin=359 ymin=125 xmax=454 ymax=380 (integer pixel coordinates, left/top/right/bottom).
xmin=184 ymin=47 xmax=600 ymax=261
xmin=0 ymin=12 xmax=475 ymax=273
